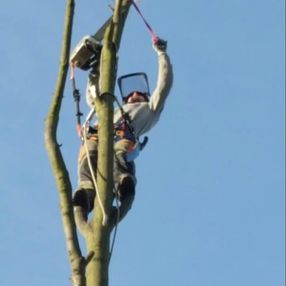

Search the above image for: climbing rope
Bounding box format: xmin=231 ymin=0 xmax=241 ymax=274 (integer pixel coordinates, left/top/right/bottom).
xmin=109 ymin=190 xmax=120 ymax=262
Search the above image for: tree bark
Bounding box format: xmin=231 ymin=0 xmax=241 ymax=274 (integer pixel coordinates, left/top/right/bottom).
xmin=44 ymin=1 xmax=86 ymax=285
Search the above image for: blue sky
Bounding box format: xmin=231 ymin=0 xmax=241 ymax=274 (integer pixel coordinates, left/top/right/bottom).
xmin=0 ymin=1 xmax=285 ymax=285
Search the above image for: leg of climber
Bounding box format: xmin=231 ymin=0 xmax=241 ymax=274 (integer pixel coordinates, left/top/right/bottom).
xmin=73 ymin=136 xmax=98 ymax=220
xmin=73 ymin=188 xmax=95 ymax=221
xmin=117 ymin=173 xmax=135 ymax=221
xmin=113 ymin=139 xmax=137 ymax=223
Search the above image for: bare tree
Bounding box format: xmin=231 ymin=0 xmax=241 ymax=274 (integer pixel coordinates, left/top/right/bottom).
xmin=44 ymin=1 xmax=131 ymax=285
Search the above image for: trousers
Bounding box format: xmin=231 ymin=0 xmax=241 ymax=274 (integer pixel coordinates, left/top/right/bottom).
xmin=74 ymin=137 xmax=136 ymax=214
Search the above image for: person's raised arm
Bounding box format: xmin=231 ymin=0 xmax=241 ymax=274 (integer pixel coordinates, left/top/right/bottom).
xmin=148 ymin=38 xmax=173 ymax=113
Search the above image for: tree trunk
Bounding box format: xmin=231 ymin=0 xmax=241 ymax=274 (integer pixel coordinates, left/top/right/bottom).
xmin=85 ymin=1 xmax=131 ymax=285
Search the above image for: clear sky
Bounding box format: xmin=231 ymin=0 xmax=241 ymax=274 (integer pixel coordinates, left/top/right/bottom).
xmin=0 ymin=1 xmax=285 ymax=285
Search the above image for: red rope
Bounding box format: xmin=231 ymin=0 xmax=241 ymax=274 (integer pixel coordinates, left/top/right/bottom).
xmin=129 ymin=0 xmax=159 ymax=44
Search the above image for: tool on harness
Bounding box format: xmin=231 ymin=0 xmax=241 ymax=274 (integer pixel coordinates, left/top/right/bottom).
xmin=114 ymin=120 xmax=148 ymax=162
xmin=69 ymin=15 xmax=113 ymax=71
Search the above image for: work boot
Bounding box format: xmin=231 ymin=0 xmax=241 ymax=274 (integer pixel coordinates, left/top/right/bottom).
xmin=119 ymin=195 xmax=135 ymax=222
xmin=72 ymin=188 xmax=95 ymax=220
xmin=110 ymin=206 xmax=120 ymax=226
xmin=112 ymin=175 xmax=136 ymax=223
xmin=117 ymin=175 xmax=136 ymax=200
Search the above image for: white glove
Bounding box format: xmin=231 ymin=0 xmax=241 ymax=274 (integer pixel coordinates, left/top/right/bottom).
xmin=153 ymin=38 xmax=167 ymax=55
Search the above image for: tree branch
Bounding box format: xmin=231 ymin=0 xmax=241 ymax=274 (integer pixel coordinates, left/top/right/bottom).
xmin=44 ymin=1 xmax=85 ymax=285
xmin=74 ymin=207 xmax=93 ymax=238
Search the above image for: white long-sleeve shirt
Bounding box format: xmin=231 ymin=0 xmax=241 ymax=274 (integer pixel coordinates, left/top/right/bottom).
xmin=114 ymin=52 xmax=173 ymax=137
xmin=86 ymin=52 xmax=173 ymax=137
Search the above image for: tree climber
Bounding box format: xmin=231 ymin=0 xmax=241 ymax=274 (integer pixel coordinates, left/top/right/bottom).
xmin=72 ymin=39 xmax=173 ymax=223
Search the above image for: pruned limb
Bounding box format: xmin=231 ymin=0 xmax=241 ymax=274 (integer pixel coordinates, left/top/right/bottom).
xmin=74 ymin=207 xmax=93 ymax=238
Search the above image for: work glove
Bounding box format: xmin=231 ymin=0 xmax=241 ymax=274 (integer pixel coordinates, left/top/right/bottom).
xmin=153 ymin=37 xmax=167 ymax=55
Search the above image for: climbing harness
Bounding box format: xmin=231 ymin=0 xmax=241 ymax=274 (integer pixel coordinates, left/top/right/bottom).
xmin=112 ymin=93 xmax=148 ymax=156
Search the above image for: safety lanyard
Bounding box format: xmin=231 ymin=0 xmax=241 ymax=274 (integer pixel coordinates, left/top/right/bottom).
xmin=129 ymin=0 xmax=159 ymax=44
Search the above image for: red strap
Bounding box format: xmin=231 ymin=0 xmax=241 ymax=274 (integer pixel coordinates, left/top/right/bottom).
xmin=70 ymin=63 xmax=76 ymax=80
xmin=129 ymin=0 xmax=159 ymax=44
xmin=76 ymin=123 xmax=83 ymax=138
